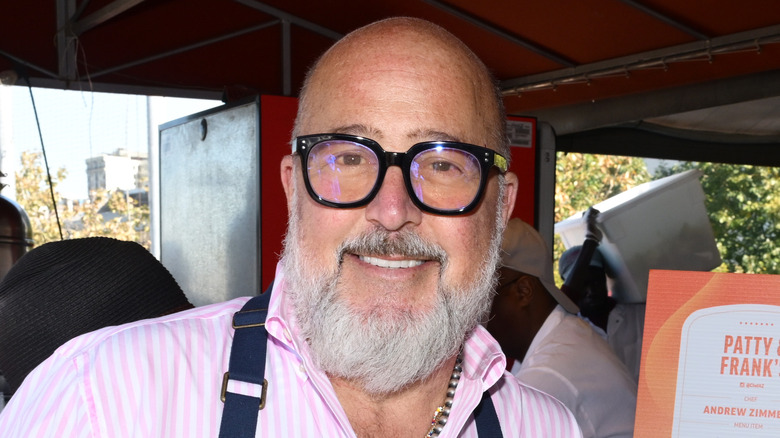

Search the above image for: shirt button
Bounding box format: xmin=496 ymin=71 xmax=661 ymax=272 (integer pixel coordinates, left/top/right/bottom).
xmin=284 ymin=329 xmax=292 ymax=341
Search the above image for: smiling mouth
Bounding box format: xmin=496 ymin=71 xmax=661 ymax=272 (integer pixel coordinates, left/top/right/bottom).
xmin=359 ymin=255 xmax=426 ymax=269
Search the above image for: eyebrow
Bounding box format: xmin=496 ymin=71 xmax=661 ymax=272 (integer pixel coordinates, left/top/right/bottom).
xmin=331 ymin=124 xmax=382 ymax=139
xmin=330 ymin=125 xmax=464 ymax=144
xmin=407 ymin=128 xmax=463 ymax=143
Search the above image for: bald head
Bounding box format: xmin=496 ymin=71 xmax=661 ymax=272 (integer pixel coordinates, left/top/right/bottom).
xmin=294 ymin=17 xmax=507 ymax=157
xmin=279 ymin=17 xmax=519 ymax=396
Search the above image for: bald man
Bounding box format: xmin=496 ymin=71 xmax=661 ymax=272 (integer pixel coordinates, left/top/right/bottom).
xmin=1 ymin=18 xmax=581 ymax=437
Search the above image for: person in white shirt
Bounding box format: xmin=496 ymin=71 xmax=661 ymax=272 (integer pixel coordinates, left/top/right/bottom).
xmin=487 ymin=218 xmax=637 ymax=438
xmin=559 ymin=245 xmax=645 ymax=383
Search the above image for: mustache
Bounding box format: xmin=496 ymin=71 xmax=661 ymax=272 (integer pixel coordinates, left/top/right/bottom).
xmin=337 ymin=228 xmax=448 ymax=265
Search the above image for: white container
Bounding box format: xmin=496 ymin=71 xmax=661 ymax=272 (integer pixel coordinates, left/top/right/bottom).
xmin=555 ymin=169 xmax=721 ymax=303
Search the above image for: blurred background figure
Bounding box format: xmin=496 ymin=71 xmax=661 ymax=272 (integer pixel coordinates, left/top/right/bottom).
xmin=0 ymin=237 xmax=193 ymax=402
xmin=559 ymin=245 xmax=645 ymax=383
xmin=487 ymin=218 xmax=637 ymax=438
xmin=0 ymin=179 xmax=34 ymax=283
xmin=559 ymin=245 xmax=615 ymax=333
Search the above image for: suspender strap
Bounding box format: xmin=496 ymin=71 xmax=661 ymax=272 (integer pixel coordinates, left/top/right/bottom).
xmin=218 ymin=283 xmax=273 ymax=438
xmin=474 ymin=389 xmax=503 ymax=437
xmin=217 ymin=282 xmax=503 ymax=437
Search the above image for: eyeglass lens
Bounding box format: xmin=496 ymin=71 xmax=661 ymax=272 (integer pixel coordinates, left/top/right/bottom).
xmin=306 ymin=139 xmax=483 ymax=211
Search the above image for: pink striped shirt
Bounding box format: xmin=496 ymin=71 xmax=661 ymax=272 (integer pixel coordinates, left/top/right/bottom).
xmin=0 ymin=265 xmax=581 ymax=437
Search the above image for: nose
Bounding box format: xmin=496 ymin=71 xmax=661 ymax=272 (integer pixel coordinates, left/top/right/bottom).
xmin=364 ymin=166 xmax=422 ymax=231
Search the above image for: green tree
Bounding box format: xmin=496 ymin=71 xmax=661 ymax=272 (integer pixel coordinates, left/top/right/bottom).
xmin=14 ymin=151 xmax=68 ymax=245
xmin=555 ymin=153 xmax=652 ymax=223
xmin=553 ymin=152 xmax=651 ymax=282
xmin=14 ymin=151 xmax=150 ymax=249
xmin=657 ymin=162 xmax=780 ymax=274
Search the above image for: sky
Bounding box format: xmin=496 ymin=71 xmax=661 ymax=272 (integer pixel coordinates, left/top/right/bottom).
xmin=0 ymin=85 xmax=220 ymax=199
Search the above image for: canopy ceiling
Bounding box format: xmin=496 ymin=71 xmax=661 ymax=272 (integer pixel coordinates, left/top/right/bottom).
xmin=2 ymin=0 xmax=779 ymax=163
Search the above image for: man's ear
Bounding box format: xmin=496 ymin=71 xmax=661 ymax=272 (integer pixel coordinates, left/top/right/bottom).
xmin=514 ymin=275 xmax=535 ymax=307
xmin=500 ymin=171 xmax=518 ymax=226
xmin=281 ymin=155 xmax=295 ymax=214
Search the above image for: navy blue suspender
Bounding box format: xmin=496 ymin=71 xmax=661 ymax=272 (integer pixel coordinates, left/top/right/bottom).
xmin=474 ymin=390 xmax=503 ymax=437
xmin=218 ymin=284 xmax=503 ymax=437
xmin=218 ymin=284 xmax=273 ymax=438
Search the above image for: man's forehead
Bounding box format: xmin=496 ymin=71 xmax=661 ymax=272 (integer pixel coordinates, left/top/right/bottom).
xmin=300 ymin=64 xmax=490 ymax=145
xmin=295 ymin=18 xmax=501 ymax=151
xmin=310 ymin=21 xmax=481 ymax=95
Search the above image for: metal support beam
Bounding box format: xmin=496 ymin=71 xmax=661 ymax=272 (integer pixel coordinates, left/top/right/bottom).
xmin=0 ymin=50 xmax=58 ymax=79
xmin=72 ymin=0 xmax=148 ymax=35
xmin=233 ymin=0 xmax=342 ymax=40
xmin=502 ymin=24 xmax=780 ymax=96
xmin=56 ymin=0 xmax=78 ymax=81
xmin=282 ymin=19 xmax=291 ymax=96
xmin=557 ymin=124 xmax=780 ymax=166
xmin=89 ymin=20 xmax=279 ymax=79
xmin=423 ymin=0 xmax=576 ymax=67
xmin=618 ymin=0 xmax=709 ymax=40
xmin=523 ymin=69 xmax=780 ymax=135
xmin=17 ymin=76 xmax=223 ymax=100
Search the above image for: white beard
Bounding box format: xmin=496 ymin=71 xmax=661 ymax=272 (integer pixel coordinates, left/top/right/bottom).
xmin=281 ymin=176 xmax=505 ymax=396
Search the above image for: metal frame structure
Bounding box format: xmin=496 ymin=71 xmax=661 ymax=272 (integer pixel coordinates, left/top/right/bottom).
xmin=2 ymin=0 xmax=779 ymax=162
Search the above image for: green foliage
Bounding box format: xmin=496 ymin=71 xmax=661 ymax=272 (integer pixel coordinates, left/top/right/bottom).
xmin=553 ymin=152 xmax=651 ymax=282
xmin=656 ymin=162 xmax=780 ymax=274
xmin=14 ymin=151 xmax=68 ymax=245
xmin=555 ymin=153 xmax=780 ymax=276
xmin=555 ymin=153 xmax=651 ymax=223
xmin=14 ymin=151 xmax=150 ymax=249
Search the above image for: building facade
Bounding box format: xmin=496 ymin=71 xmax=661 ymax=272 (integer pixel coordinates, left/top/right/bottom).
xmin=86 ymin=149 xmax=148 ymax=195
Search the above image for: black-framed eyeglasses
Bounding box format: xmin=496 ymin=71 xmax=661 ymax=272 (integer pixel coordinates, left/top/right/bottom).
xmin=292 ymin=133 xmax=508 ymax=216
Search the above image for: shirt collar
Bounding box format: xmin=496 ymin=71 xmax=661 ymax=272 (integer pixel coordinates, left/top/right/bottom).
xmin=461 ymin=325 xmax=508 ymax=391
xmin=264 ymin=263 xmax=303 ymax=352
xmin=522 ymin=304 xmax=565 ymax=362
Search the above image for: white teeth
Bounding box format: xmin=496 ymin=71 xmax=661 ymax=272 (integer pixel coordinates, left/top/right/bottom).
xmin=360 ymin=255 xmax=424 ymax=269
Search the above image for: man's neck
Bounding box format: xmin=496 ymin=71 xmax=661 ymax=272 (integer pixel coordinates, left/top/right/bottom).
xmin=330 ymin=354 xmax=459 ymax=438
